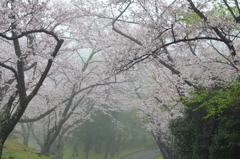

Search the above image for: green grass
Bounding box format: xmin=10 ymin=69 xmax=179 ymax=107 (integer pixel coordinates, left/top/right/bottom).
xmin=2 ymin=135 xmax=158 ymax=159
xmin=2 ymin=139 xmax=50 ymax=159
xmin=154 ymin=156 xmax=163 ymax=159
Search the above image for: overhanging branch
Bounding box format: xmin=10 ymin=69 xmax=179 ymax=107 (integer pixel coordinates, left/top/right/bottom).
xmin=112 ymin=1 xmax=143 ymax=46
xmin=19 ymin=105 xmax=58 ymax=123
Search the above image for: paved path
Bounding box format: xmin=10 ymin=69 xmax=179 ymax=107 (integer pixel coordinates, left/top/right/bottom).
xmin=121 ymin=149 xmax=161 ymax=159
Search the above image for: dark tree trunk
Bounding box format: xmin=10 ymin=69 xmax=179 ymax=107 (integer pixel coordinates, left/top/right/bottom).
xmin=0 ymin=100 xmax=31 ymax=159
xmin=0 ymin=131 xmax=9 ymax=159
xmin=40 ymin=89 xmax=86 ymax=156
xmin=84 ymin=141 xmax=91 ymax=159
xmin=41 ymin=103 xmax=72 ymax=156
xmin=56 ymin=143 xmax=64 ymax=159
xmin=130 ymin=132 xmax=138 ymax=143
xmin=109 ymin=132 xmax=117 ymax=158
xmin=95 ymin=142 xmax=102 ymax=154
xmin=53 ymin=135 xmax=65 ymax=159
xmin=104 ymin=141 xmax=110 ymax=159
xmin=152 ymin=131 xmax=176 ymax=159
xmin=71 ymin=141 xmax=78 ymax=157
xmin=0 ymin=24 xmax=63 ymax=159
xmin=198 ymin=115 xmax=218 ymax=159
xmin=20 ymin=123 xmax=32 ymax=147
xmin=31 ymin=127 xmax=43 ymax=150
xmin=116 ymin=134 xmax=123 ymax=154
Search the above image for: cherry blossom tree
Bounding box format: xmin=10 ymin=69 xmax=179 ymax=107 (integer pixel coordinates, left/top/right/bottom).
xmin=68 ymin=0 xmax=240 ymax=159
xmin=20 ymin=46 xmax=135 ymax=157
xmin=0 ymin=0 xmax=74 ymax=157
xmin=2 ymin=0 xmax=240 ymax=159
xmin=0 ymin=1 xmax=138 ymax=157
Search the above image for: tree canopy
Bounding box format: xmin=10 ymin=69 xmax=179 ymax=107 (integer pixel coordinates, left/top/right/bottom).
xmin=1 ymin=0 xmax=240 ymax=159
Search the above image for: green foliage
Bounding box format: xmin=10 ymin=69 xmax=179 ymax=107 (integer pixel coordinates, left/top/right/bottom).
xmin=213 ymin=0 xmax=238 ymax=17
xmin=73 ymin=111 xmax=113 ymax=147
xmin=182 ymin=12 xmax=201 ymax=25
xmin=169 ymin=112 xmax=202 ymax=159
xmin=67 ymin=111 xmax=155 ymax=159
xmin=180 ymin=0 xmax=238 ymax=27
xmin=209 ymin=116 xmax=240 ymax=159
xmin=170 ymin=112 xmax=240 ymax=159
xmin=185 ymin=84 xmax=240 ymax=119
xmin=170 ymin=83 xmax=240 ymax=159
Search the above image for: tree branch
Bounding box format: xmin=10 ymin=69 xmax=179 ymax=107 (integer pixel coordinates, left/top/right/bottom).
xmin=112 ymin=1 xmax=143 ymax=46
xmin=19 ymin=106 xmax=58 ymax=123
xmin=0 ymin=29 xmax=62 ymax=42
xmin=0 ymin=62 xmax=18 ymax=78
xmin=28 ymin=39 xmax=64 ymax=100
xmin=187 ymin=0 xmax=236 ymax=56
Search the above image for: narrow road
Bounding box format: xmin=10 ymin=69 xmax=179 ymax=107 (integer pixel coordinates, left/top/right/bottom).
xmin=121 ymin=149 xmax=161 ymax=159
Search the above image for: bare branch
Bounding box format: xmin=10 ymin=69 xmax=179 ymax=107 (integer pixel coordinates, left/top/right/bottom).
xmin=112 ymin=1 xmax=143 ymax=46
xmin=187 ymin=0 xmax=236 ymax=56
xmin=223 ymin=0 xmax=237 ymax=20
xmin=234 ymin=0 xmax=240 ymax=17
xmin=0 ymin=29 xmax=62 ymax=42
xmin=19 ymin=106 xmax=58 ymax=123
xmin=0 ymin=62 xmax=18 ymax=78
xmin=28 ymin=39 xmax=64 ymax=100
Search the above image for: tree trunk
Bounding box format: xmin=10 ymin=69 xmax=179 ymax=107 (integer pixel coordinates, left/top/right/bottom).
xmin=152 ymin=131 xmax=176 ymax=159
xmin=0 ymin=111 xmax=27 ymax=159
xmin=56 ymin=143 xmax=64 ymax=159
xmin=0 ymin=134 xmax=8 ymax=159
xmin=0 ymin=139 xmax=4 ymax=158
xmin=71 ymin=141 xmax=78 ymax=157
xmin=130 ymin=132 xmax=138 ymax=143
xmin=95 ymin=142 xmax=101 ymax=154
xmin=31 ymin=127 xmax=43 ymax=151
xmin=198 ymin=115 xmax=218 ymax=159
xmin=20 ymin=122 xmax=33 ymax=148
xmin=84 ymin=141 xmax=90 ymax=159
xmin=116 ymin=134 xmax=123 ymax=154
xmin=104 ymin=142 xmax=110 ymax=159
xmin=104 ymin=135 xmax=113 ymax=159
xmin=41 ymin=120 xmax=65 ymax=156
xmin=41 ymin=143 xmax=51 ymax=156
xmin=23 ymin=135 xmax=28 ymax=147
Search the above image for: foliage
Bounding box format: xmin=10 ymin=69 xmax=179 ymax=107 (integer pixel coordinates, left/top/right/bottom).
xmin=209 ymin=116 xmax=240 ymax=159
xmin=169 ymin=112 xmax=202 ymax=159
xmin=181 ymin=12 xmax=201 ymax=25
xmin=185 ymin=84 xmax=240 ymax=118
xmin=170 ymin=113 xmax=240 ymax=159
xmin=2 ymin=0 xmax=240 ymax=158
xmin=73 ymin=111 xmax=113 ymax=148
xmin=170 ymin=84 xmax=240 ymax=159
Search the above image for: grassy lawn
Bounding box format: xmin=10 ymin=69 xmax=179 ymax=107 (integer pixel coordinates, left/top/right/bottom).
xmin=2 ymin=139 xmax=50 ymax=159
xmin=2 ymin=135 xmax=157 ymax=159
xmin=154 ymin=156 xmax=163 ymax=159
